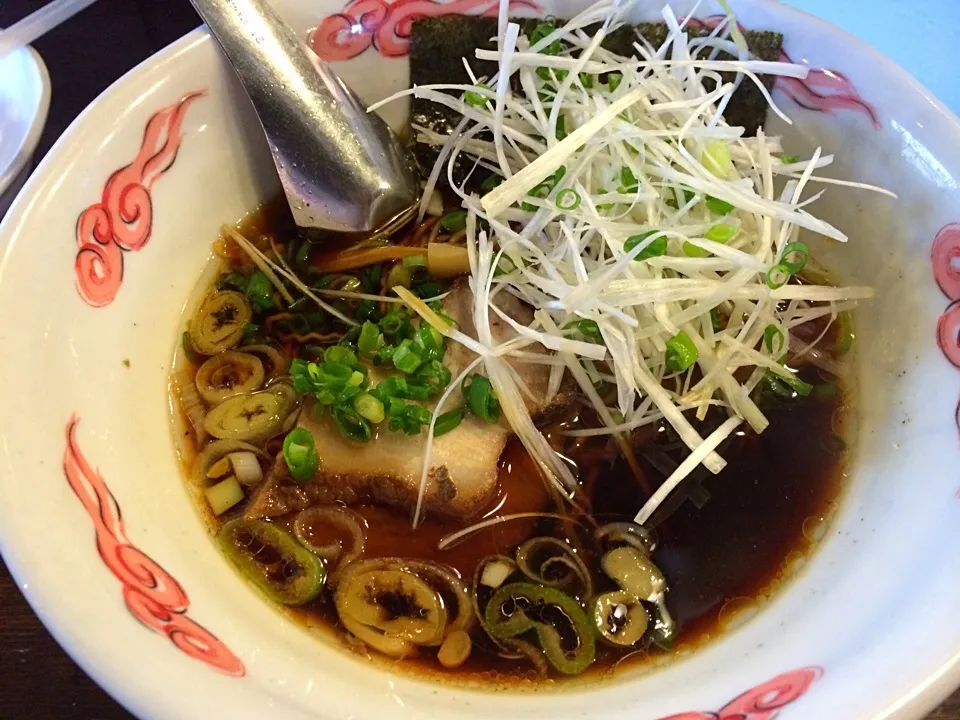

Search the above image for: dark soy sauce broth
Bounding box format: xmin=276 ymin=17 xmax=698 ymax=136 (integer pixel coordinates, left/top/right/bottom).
xmin=175 ymin=205 xmax=852 ymax=688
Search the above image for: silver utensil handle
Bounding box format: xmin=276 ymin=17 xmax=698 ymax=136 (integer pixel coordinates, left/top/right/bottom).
xmin=190 ymin=0 xmax=418 ymax=233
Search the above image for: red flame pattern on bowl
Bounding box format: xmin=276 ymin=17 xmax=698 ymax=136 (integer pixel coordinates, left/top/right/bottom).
xmin=684 ymin=16 xmax=879 ymax=128
xmin=657 ymin=666 xmax=822 ymax=720
xmin=932 ymin=224 xmax=960 ymax=436
xmin=310 ymin=0 xmax=541 ymax=61
xmin=63 ymin=416 xmax=245 ymax=676
xmin=74 ymin=91 xmax=205 ymax=307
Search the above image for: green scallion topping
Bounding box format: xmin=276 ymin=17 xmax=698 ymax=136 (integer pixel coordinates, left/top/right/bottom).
xmin=766 ymin=263 xmax=791 ymax=289
xmin=704 ymin=224 xmax=737 ymax=243
xmin=353 ymin=392 xmax=385 ymax=424
xmin=624 ymin=231 xmax=667 ymax=261
xmin=779 ymin=153 xmax=800 ymax=164
xmin=434 ymin=407 xmax=465 ymax=436
xmin=683 ymin=241 xmax=712 ymax=258
xmin=481 ymin=173 xmax=504 ymax=191
xmin=333 ymin=405 xmax=372 ymax=442
xmin=282 ymin=428 xmax=319 ymax=483
xmin=705 ymin=196 xmax=734 ymax=215
xmin=665 ymin=331 xmax=698 ymax=373
xmin=462 ymin=374 xmax=500 ymax=423
xmin=439 ymin=210 xmax=467 ymax=232
xmin=555 ymin=188 xmax=581 ymax=210
xmin=763 ymin=324 xmax=785 ymax=355
xmin=606 ymin=72 xmax=623 ymax=91
xmin=245 ymin=271 xmax=275 ymax=311
xmin=781 ymin=241 xmax=809 ymax=274
xmin=392 ymin=339 xmax=424 ymax=374
xmin=464 ymin=86 xmax=488 ymax=107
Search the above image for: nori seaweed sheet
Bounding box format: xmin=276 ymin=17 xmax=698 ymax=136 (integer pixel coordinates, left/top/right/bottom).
xmin=409 ymin=16 xmax=782 ymax=185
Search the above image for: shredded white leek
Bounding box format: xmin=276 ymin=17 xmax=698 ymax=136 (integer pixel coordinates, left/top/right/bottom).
xmin=371 ymin=0 xmax=887 ymax=527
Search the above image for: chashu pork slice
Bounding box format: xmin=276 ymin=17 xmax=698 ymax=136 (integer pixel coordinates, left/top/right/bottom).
xmin=245 ymin=282 xmax=564 ymax=520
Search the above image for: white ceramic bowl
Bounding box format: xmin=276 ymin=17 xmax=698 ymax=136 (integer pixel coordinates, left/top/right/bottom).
xmin=0 ymin=45 xmax=49 ymax=217
xmin=1 ymin=1 xmax=959 ymax=719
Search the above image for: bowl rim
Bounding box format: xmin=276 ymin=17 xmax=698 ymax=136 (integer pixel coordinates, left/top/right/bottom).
xmin=0 ymin=46 xmax=50 ymax=198
xmin=2 ymin=2 xmax=960 ymax=719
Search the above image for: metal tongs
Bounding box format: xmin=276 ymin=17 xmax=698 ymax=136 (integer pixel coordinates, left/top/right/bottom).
xmin=190 ymin=0 xmax=420 ymax=239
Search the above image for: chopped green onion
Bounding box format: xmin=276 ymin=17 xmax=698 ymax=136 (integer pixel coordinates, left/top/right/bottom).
xmin=242 ymin=322 xmax=260 ymax=338
xmin=705 ymin=224 xmax=738 ymax=243
xmin=576 ymin=319 xmax=603 ymax=344
xmin=702 ymin=140 xmax=733 ymax=177
xmin=812 ymin=382 xmax=839 ymax=398
xmin=606 ymin=71 xmax=623 ymax=91
xmin=530 ymin=21 xmax=562 ymax=55
xmin=555 ymin=188 xmax=581 ymax=210
xmin=766 ymin=263 xmax=791 ymax=289
xmin=464 ymin=85 xmax=488 ymax=107
xmin=356 ymin=298 xmax=380 ymax=322
xmin=620 ymin=166 xmax=638 ymax=190
xmin=353 ymin=392 xmax=385 ymax=424
xmin=414 ymin=359 xmax=452 ymax=396
xmin=402 ymin=254 xmax=427 ymax=267
xmin=625 ymin=231 xmax=667 ymax=261
xmin=245 ymin=271 xmax=275 ymax=311
xmin=595 ymin=188 xmax=614 ymax=210
xmin=556 ymin=115 xmax=567 ymax=140
xmin=710 ymin=309 xmax=724 ymax=332
xmin=578 ymin=72 xmax=593 ymax=88
xmin=434 ymin=407 xmax=465 ymax=436
xmin=481 ymin=174 xmax=503 ymax=191
xmin=333 ymin=405 xmax=371 ymax=442
xmin=379 ymin=308 xmax=410 ymax=337
xmin=283 ymin=428 xmax=319 ymax=483
xmin=392 ymin=339 xmax=424 ymax=374
xmin=781 ymin=242 xmax=808 ymax=274
xmin=414 ymin=324 xmax=444 ymax=361
xmin=360 ymin=264 xmax=382 ymax=293
xmin=665 ymin=187 xmax=695 ymax=209
xmin=665 ymin=331 xmax=698 ymax=373
xmin=462 ymin=374 xmax=500 ymax=423
xmin=764 ymin=372 xmax=813 ymax=398
xmin=219 ymin=272 xmax=248 ymax=292
xmin=414 ymin=279 xmax=444 ymax=299
xmin=347 ymin=370 xmax=365 ymax=387
xmin=440 ymin=210 xmax=467 ymax=232
xmin=763 ymin=324 xmax=785 ymax=354
xmin=294 ymin=241 xmax=312 ymax=268
xmin=324 ymin=346 xmax=357 ymax=367
xmin=779 ymin=153 xmax=800 ymax=164
xmin=705 ymin=196 xmax=734 ymax=215
xmin=683 ymin=241 xmax=712 ymax=258
xmin=374 ymin=344 xmax=395 ymax=365
xmin=521 ymin=181 xmax=553 ymax=212
xmin=494 ymin=256 xmax=516 ymax=277
xmin=386 ymin=263 xmax=412 ymax=290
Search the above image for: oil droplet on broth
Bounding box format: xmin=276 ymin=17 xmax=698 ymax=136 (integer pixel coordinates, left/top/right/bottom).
xmin=717 ymin=596 xmax=758 ymax=631
xmin=802 ymin=515 xmax=828 ymax=543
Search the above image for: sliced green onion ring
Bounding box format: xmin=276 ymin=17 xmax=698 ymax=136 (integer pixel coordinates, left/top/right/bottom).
xmin=766 ymin=263 xmax=791 ymax=289
xmin=781 ymin=242 xmax=809 ymax=274
xmin=763 ymin=324 xmax=785 ymax=355
xmin=555 ymin=188 xmax=581 ymax=211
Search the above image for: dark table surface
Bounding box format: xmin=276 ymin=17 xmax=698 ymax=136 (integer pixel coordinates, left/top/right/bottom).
xmin=0 ymin=1 xmax=956 ymax=718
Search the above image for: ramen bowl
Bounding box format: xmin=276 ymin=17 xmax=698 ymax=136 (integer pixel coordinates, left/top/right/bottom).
xmin=0 ymin=0 xmax=958 ymax=718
